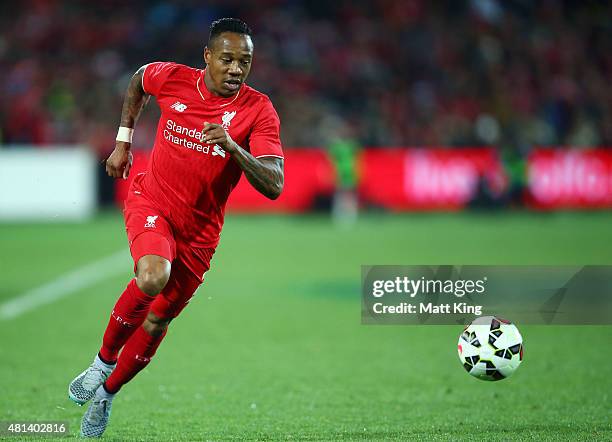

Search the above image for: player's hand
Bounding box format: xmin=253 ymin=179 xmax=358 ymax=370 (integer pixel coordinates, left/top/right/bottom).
xmin=105 ymin=141 xmax=133 ymax=179
xmin=202 ymin=122 xmax=237 ymax=153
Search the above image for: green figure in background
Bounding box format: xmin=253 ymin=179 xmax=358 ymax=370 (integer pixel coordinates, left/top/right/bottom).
xmin=329 ymin=136 xmax=360 ymax=226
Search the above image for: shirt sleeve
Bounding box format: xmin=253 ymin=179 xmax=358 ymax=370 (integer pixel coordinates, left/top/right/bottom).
xmin=142 ymin=62 xmax=178 ymax=97
xmin=248 ymin=98 xmax=284 ymax=159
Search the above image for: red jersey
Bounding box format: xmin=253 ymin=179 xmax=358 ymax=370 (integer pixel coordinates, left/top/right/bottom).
xmin=137 ymin=62 xmax=283 ymax=248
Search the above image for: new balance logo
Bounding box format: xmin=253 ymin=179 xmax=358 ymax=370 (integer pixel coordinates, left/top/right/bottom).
xmin=170 ymin=101 xmax=187 ymax=112
xmin=212 ymin=144 xmax=226 ymax=158
xmin=144 ymin=215 xmax=158 ymax=228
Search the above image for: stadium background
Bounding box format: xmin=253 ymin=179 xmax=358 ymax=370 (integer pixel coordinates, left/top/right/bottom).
xmin=0 ymin=1 xmax=611 ymax=440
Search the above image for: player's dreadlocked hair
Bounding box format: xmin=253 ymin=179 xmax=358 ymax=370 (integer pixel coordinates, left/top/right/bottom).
xmin=208 ymin=18 xmax=252 ymax=46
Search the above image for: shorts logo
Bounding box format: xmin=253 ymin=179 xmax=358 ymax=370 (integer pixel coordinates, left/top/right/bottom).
xmin=212 ymin=145 xmax=226 ymax=158
xmin=170 ymin=101 xmax=187 ymax=112
xmin=144 ymin=215 xmax=158 ymax=228
xmin=221 ymin=110 xmax=236 ymax=129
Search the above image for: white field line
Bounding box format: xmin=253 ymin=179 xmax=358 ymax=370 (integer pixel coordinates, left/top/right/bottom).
xmin=0 ymin=249 xmax=131 ymax=320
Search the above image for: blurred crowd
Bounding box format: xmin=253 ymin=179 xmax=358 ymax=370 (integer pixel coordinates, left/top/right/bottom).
xmin=0 ymin=0 xmax=610 ymax=154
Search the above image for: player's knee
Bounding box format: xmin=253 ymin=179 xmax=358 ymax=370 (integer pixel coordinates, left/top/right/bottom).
xmin=143 ymin=312 xmax=171 ymax=337
xmin=136 ymin=255 xmax=171 ymax=296
xmin=137 ymin=271 xmax=169 ymax=295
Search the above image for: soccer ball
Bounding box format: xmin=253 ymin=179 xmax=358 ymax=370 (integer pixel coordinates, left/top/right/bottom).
xmin=457 ymin=316 xmax=523 ymax=381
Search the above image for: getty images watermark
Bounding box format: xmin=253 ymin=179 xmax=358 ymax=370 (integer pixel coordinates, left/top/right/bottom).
xmin=362 ymin=266 xmax=612 ymax=325
xmin=371 ymin=275 xmax=487 ymax=316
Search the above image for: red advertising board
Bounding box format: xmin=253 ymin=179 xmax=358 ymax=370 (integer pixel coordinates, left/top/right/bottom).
xmin=226 ymin=148 xmax=335 ymax=212
xmin=114 ymin=148 xmax=335 ymax=213
xmin=526 ymin=148 xmax=612 ymax=209
xmin=115 ymin=147 xmax=612 ymax=212
xmin=358 ymin=148 xmax=505 ymax=210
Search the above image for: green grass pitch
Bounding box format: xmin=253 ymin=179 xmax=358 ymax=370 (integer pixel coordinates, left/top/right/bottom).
xmin=0 ymin=212 xmax=611 ymax=441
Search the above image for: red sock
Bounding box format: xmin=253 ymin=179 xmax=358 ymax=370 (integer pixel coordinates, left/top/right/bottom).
xmin=99 ymin=279 xmax=155 ymax=362
xmin=104 ymin=325 xmax=167 ymax=393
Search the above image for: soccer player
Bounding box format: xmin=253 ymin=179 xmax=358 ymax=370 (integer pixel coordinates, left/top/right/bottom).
xmin=68 ymin=18 xmax=284 ymax=438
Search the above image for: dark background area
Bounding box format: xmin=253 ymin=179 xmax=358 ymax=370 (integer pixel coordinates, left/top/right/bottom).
xmin=0 ymin=0 xmax=610 ymax=156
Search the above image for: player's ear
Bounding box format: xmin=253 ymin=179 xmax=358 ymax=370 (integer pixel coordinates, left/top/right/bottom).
xmin=203 ymin=47 xmax=210 ymax=65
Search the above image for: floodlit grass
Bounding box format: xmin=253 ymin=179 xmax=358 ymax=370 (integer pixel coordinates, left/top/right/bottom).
xmin=1 ymin=211 xmax=611 ymax=440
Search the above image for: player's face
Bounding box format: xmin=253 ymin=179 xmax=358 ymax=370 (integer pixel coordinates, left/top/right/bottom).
xmin=204 ymin=32 xmax=254 ymax=97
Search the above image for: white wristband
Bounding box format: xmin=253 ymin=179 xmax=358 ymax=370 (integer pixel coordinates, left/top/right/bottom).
xmin=116 ymin=127 xmax=134 ymax=143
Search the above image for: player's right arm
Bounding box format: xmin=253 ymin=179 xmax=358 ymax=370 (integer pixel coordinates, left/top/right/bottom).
xmin=105 ymin=65 xmax=150 ymax=179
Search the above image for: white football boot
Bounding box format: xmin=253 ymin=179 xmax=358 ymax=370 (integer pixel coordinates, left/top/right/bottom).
xmin=80 ymin=385 xmax=115 ymax=438
xmin=68 ymin=355 xmax=115 ymax=405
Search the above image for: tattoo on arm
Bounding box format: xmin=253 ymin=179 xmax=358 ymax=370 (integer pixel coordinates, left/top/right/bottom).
xmin=231 ymin=148 xmax=284 ymax=200
xmin=120 ymin=66 xmax=150 ymax=129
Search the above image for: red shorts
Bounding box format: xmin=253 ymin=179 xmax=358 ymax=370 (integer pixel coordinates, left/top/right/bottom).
xmin=124 ymin=180 xmax=215 ymax=319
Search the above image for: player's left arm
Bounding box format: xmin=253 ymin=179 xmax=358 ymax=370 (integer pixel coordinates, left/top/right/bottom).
xmin=202 ymin=121 xmax=283 ymax=199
